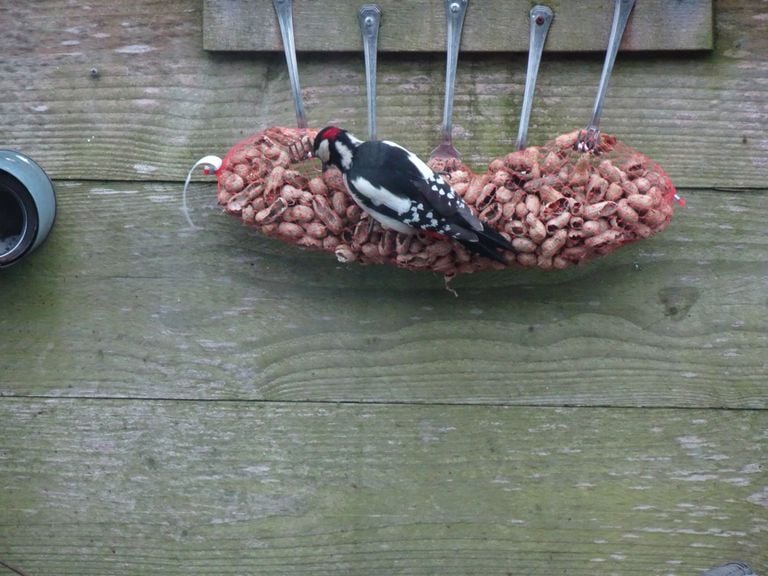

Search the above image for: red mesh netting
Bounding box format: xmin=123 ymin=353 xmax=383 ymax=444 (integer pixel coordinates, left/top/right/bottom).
xmin=216 ymin=126 xmax=677 ymax=275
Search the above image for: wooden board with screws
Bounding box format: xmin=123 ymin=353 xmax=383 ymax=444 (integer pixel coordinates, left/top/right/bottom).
xmin=0 ymin=2 xmax=760 ymax=188
xmin=203 ymin=0 xmax=714 ymax=53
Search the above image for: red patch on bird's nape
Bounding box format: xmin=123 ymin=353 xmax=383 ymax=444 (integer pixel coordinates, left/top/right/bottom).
xmin=319 ymin=126 xmax=343 ymax=141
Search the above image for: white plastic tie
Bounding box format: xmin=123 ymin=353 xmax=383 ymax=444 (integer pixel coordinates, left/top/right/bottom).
xmin=182 ymin=155 xmax=223 ymax=229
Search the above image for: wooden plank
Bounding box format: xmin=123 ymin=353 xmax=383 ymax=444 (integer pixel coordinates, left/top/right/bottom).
xmin=203 ymin=0 xmax=713 ymax=52
xmin=0 ymin=0 xmax=764 ymax=187
xmin=0 ymin=0 xmax=768 ymax=187
xmin=1 ymin=181 xmax=766 ymax=407
xmin=0 ymin=399 xmax=765 ymax=575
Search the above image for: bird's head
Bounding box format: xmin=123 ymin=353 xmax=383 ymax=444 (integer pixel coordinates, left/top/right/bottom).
xmin=313 ymin=126 xmax=359 ymax=172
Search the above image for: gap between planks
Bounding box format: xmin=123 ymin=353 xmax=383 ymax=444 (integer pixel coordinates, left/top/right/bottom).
xmin=1 ymin=395 xmax=765 ymax=413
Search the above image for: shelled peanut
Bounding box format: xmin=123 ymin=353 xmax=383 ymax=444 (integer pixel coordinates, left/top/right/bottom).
xmin=216 ymin=127 xmax=677 ymax=275
xmin=461 ymin=129 xmax=678 ymax=269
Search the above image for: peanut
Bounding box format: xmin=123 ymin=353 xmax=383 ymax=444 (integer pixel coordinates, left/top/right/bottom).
xmin=512 ymin=237 xmax=537 ymax=253
xmin=540 ymin=229 xmax=568 ymax=257
xmin=277 ymin=222 xmax=303 ymax=240
xmin=304 ymin=222 xmax=328 ymax=239
xmin=308 ymin=177 xmax=328 ymax=196
xmin=312 ymin=196 xmax=344 ymax=235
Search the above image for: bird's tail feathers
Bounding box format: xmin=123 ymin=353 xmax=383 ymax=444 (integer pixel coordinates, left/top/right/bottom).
xmin=458 ymin=225 xmax=515 ymax=264
xmin=477 ymin=225 xmax=515 ymax=253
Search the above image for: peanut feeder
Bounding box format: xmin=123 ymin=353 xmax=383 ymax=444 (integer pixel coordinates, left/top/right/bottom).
xmin=193 ymin=0 xmax=680 ymax=276
xmin=213 ymin=126 xmax=678 ymax=275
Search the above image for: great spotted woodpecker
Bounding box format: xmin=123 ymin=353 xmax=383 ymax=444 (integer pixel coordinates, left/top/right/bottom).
xmin=312 ymin=126 xmax=514 ymax=262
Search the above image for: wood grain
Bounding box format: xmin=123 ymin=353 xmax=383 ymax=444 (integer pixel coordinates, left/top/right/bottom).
xmin=1 ymin=181 xmax=765 ymax=406
xmin=0 ymin=0 xmax=764 ymax=187
xmin=203 ymin=0 xmax=713 ymax=53
xmin=0 ymin=3 xmax=765 ymax=575
xmin=1 ymin=399 xmax=765 ymax=576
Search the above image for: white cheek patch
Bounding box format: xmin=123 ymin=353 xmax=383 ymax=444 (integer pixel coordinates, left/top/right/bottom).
xmin=335 ymin=141 xmax=353 ymax=170
xmin=316 ymin=139 xmax=330 ymax=163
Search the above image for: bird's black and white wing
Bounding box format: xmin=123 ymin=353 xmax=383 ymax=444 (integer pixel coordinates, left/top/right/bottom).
xmin=344 ymin=140 xmax=484 ymax=239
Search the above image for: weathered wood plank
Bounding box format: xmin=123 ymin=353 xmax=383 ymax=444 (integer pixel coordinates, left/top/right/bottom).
xmin=0 ymin=399 xmax=765 ymax=575
xmin=0 ymin=0 xmax=764 ymax=187
xmin=1 ymin=181 xmax=765 ymax=406
xmin=203 ymin=0 xmax=713 ymax=53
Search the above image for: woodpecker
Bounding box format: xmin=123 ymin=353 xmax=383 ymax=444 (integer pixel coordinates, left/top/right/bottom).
xmin=312 ymin=126 xmax=514 ymax=263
